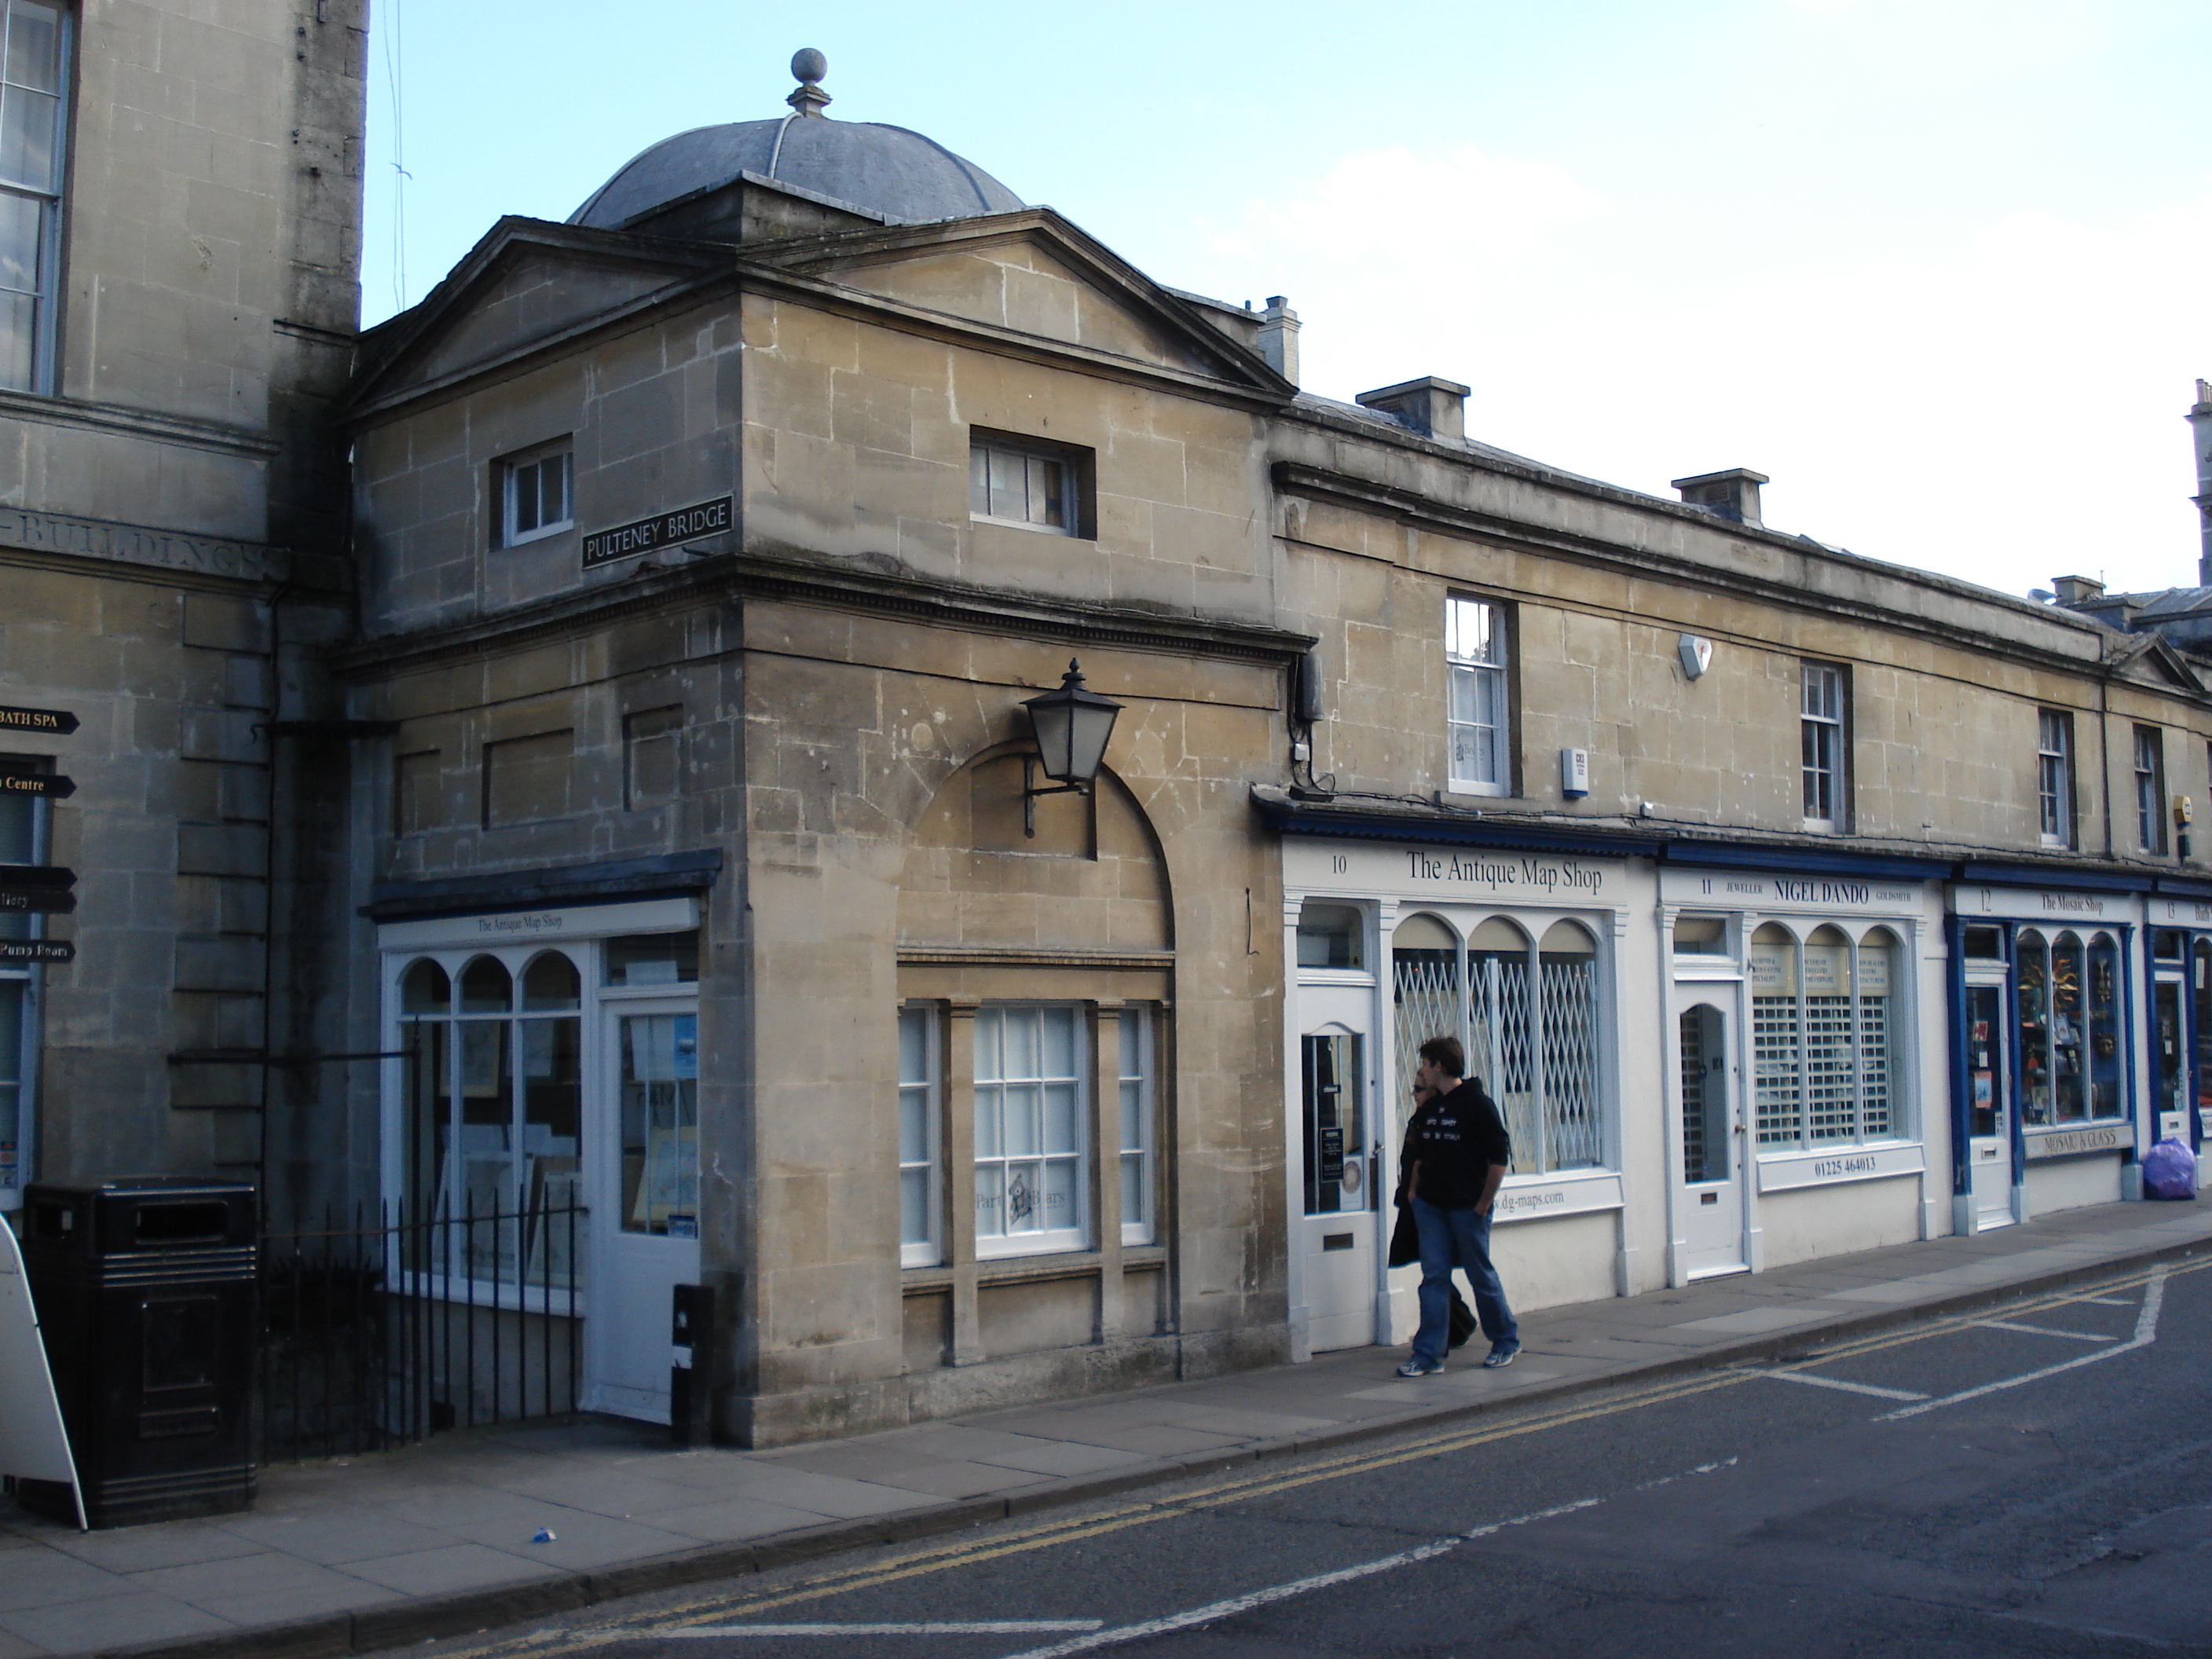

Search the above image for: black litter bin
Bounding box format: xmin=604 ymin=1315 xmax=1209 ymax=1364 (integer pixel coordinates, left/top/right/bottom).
xmin=18 ymin=1177 xmax=257 ymax=1528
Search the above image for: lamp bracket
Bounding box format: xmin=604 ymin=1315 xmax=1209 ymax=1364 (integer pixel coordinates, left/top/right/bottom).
xmin=1023 ymin=755 xmax=1091 ymax=837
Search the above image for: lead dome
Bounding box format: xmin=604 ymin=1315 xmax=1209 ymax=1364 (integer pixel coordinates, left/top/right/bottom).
xmin=569 ymin=49 xmax=1024 ymax=230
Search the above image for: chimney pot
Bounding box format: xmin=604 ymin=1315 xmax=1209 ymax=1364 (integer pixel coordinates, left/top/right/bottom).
xmin=1670 ymin=468 xmax=1769 ymax=528
xmin=1257 ymin=298 xmax=1300 ymax=386
xmin=1354 ymin=376 xmax=1469 ymax=442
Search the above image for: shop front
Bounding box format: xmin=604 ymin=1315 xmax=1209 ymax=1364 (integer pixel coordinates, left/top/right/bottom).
xmin=1659 ymin=859 xmax=1942 ymax=1282
xmin=2143 ymin=885 xmax=2212 ymax=1188
xmin=1949 ymin=880 xmax=2144 ymax=1226
xmin=1282 ymin=833 xmax=1645 ymax=1360
xmin=376 ymin=896 xmax=705 ymax=1425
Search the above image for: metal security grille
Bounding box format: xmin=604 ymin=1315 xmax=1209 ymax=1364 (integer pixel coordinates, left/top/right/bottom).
xmin=1540 ymin=956 xmax=1601 ymax=1169
xmin=1396 ymin=940 xmax=1600 ymax=1175
xmin=1805 ymin=994 xmax=1856 ymax=1141
xmin=1859 ymin=993 xmax=1892 ymax=1137
xmin=1679 ymin=1009 xmax=1706 ymax=1183
xmin=1473 ymin=954 xmax=1539 ymax=1170
xmin=1392 ymin=952 xmax=1460 ymax=1129
xmin=1752 ymin=994 xmax=1801 ymax=1144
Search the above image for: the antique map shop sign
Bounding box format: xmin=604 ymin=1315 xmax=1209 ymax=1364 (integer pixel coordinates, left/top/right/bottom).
xmin=581 ymin=496 xmax=733 ymax=570
xmin=0 ymin=706 xmax=78 ymax=736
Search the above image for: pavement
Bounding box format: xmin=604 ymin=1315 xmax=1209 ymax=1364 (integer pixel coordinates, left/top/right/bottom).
xmin=5 ymin=1197 xmax=2210 ymax=1659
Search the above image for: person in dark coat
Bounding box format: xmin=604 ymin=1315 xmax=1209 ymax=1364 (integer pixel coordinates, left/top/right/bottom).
xmin=1397 ymin=1034 xmax=1519 ymax=1375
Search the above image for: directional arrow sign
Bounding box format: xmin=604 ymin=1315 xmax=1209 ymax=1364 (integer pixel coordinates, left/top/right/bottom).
xmin=0 ymin=864 xmax=72 ymax=888
xmin=0 ymin=940 xmax=71 ymax=964
xmin=0 ymin=771 xmax=72 ymax=799
xmin=0 ymin=706 xmax=77 ymax=736
xmin=0 ymin=891 xmax=72 ymax=914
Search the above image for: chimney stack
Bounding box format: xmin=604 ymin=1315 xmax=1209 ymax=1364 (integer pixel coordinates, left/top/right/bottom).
xmin=1671 ymin=468 xmax=1768 ymax=528
xmin=1355 ymin=376 xmax=1469 ymax=441
xmin=2051 ymin=574 xmax=2106 ymax=606
xmin=2191 ymin=379 xmax=2212 ymax=586
xmin=1257 ymin=296 xmax=1299 ymax=386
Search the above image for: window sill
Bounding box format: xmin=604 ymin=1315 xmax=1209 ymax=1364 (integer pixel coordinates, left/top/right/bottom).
xmin=901 ymin=1242 xmax=1166 ymax=1292
xmin=500 ymin=522 xmax=574 ymax=550
xmin=971 ymin=513 xmax=1088 ymax=541
xmin=1440 ymin=785 xmax=1510 ymax=804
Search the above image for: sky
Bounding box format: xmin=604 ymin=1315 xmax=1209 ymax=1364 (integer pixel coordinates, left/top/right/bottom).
xmin=361 ymin=0 xmax=2212 ymax=600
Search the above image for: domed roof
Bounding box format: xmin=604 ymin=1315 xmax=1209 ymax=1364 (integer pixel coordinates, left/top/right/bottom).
xmin=570 ymin=52 xmax=1024 ymax=231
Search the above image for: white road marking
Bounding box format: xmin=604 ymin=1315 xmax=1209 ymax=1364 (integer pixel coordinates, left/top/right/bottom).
xmin=666 ymin=1623 xmax=1105 ymax=1638
xmin=2077 ymin=1297 xmax=2133 ymax=1306
xmin=987 ymin=1497 xmax=1606 ymax=1659
xmin=1975 ymin=1320 xmax=2117 ymax=1342
xmin=1881 ymin=1266 xmax=2167 ymax=1421
xmin=1756 ymin=1370 xmax=1928 ymax=1401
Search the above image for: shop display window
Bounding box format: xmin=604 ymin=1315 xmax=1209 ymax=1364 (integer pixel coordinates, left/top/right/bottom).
xmin=1390 ymin=911 xmax=1605 ymax=1175
xmin=2016 ymin=928 xmax=2122 ymax=1126
xmin=1751 ymin=922 xmax=1903 ymax=1148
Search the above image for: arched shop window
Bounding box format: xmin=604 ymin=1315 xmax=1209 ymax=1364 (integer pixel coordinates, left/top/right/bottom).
xmin=397 ymin=949 xmax=584 ymax=1287
xmin=2017 ymin=928 xmax=2122 ymax=1125
xmin=1390 ymin=911 xmax=1606 ymax=1174
xmin=1751 ymin=922 xmax=1904 ymax=1148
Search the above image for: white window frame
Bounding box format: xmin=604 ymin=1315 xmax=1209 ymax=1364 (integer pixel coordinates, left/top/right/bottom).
xmin=2037 ymin=710 xmax=2074 ymax=849
xmin=1749 ymin=921 xmax=1910 ymax=1152
xmin=0 ymin=2 xmax=69 ymax=395
xmin=377 ymin=921 xmax=701 ymax=1311
xmin=1117 ymin=1006 xmax=1155 ymax=1246
xmin=1800 ymin=663 xmax=1847 ymax=831
xmin=1445 ymin=595 xmax=1510 ymax=797
xmin=897 ymin=1004 xmax=942 ymax=1267
xmin=972 ymin=1002 xmax=1090 ymax=1259
xmin=2135 ymin=725 xmax=2166 ymax=855
xmin=497 ymin=441 xmax=574 ymax=548
xmin=969 ymin=434 xmax=1082 ymax=536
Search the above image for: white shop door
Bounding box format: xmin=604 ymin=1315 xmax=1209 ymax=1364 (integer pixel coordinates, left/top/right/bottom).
xmin=1677 ymin=997 xmax=1750 ymax=1278
xmin=1298 ymin=990 xmax=1380 ymax=1353
xmin=585 ymin=1002 xmax=701 ymax=1423
xmin=1964 ymin=980 xmax=2015 ymax=1230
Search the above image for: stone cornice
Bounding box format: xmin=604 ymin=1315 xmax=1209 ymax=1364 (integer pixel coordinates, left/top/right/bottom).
xmin=0 ymin=388 xmax=280 ymax=457
xmin=328 ymin=540 xmax=1315 ymax=679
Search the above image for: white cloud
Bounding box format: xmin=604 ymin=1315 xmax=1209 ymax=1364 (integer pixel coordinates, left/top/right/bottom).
xmin=1176 ymin=145 xmax=2212 ymax=598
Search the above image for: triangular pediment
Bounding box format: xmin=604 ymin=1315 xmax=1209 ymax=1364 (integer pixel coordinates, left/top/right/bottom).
xmin=2110 ymin=631 xmax=2204 ymax=694
xmin=344 ymin=219 xmax=725 ymax=416
xmin=756 ymin=211 xmax=1291 ymax=393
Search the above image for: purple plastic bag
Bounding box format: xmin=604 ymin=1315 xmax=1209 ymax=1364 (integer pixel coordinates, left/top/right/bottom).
xmin=2142 ymin=1137 xmax=2198 ymax=1201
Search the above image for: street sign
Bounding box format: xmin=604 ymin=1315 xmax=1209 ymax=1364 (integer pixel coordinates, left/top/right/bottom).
xmin=0 ymin=706 xmax=76 ymax=736
xmin=0 ymin=864 xmax=71 ymax=888
xmin=0 ymin=771 xmax=72 ymax=798
xmin=0 ymin=891 xmax=72 ymax=914
xmin=0 ymin=940 xmax=71 ymax=964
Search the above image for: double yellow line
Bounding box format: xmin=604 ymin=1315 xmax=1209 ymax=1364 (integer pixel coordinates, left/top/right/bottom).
xmin=435 ymin=1255 xmax=2203 ymax=1658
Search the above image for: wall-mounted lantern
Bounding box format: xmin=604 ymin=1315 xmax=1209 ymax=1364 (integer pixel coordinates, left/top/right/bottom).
xmin=1021 ymin=659 xmax=1122 ymax=837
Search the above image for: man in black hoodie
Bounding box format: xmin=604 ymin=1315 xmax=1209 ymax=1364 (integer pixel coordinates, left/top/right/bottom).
xmin=1397 ymin=1035 xmax=1520 ymax=1375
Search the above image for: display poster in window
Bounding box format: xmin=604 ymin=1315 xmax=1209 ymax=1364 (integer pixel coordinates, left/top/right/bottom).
xmin=1856 ymin=947 xmax=1891 ymax=995
xmin=1800 ymin=944 xmax=1850 ymax=996
xmin=1748 ymin=941 xmax=1796 ymax=991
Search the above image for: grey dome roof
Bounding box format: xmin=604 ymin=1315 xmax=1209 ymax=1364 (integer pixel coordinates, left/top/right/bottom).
xmin=571 ymin=115 xmax=1025 ymax=230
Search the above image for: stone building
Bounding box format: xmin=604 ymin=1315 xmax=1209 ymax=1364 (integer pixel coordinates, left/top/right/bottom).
xmin=317 ymin=53 xmax=2212 ymax=1446
xmin=0 ymin=0 xmax=366 ymax=1218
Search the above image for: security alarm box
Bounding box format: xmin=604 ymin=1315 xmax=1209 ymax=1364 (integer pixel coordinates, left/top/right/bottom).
xmin=1560 ymin=748 xmax=1589 ymax=799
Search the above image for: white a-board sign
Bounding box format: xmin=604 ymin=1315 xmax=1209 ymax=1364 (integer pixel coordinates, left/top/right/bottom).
xmin=0 ymin=1219 xmax=82 ymax=1528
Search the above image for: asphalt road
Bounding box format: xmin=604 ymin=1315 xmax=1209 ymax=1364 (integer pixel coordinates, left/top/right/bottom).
xmin=411 ymin=1258 xmax=2212 ymax=1659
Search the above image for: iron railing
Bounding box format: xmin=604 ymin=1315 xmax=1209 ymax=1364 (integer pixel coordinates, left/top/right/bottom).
xmin=256 ymin=1193 xmax=584 ymax=1464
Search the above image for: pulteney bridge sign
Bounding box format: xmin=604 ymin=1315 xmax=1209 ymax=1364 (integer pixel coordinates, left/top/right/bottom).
xmin=581 ymin=496 xmax=733 ymax=570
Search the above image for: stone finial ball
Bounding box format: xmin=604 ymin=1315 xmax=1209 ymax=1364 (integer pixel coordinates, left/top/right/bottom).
xmin=791 ymin=48 xmax=827 ymax=84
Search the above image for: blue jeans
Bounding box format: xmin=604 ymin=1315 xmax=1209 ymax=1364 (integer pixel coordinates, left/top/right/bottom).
xmin=1410 ymin=1196 xmax=1518 ymax=1364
